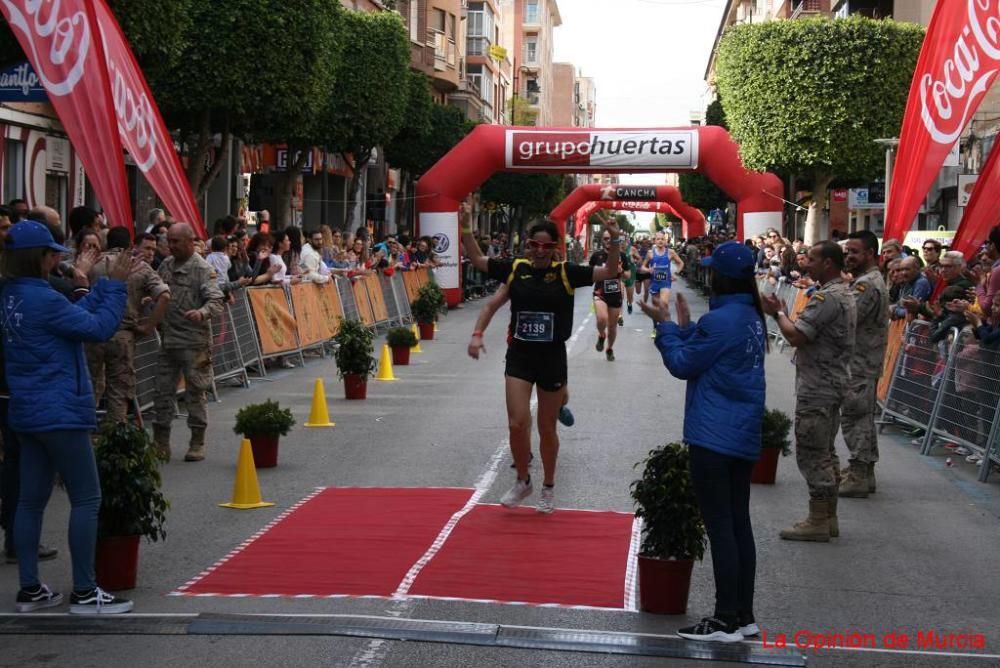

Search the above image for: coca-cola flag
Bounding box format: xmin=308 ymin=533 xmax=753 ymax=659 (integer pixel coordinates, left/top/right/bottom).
xmin=883 ymin=1 xmax=1000 ymax=243
xmin=944 ymin=142 xmax=1000 ymax=276
xmin=0 ymin=0 xmax=132 ymax=232
xmin=92 ymin=0 xmax=205 ymax=238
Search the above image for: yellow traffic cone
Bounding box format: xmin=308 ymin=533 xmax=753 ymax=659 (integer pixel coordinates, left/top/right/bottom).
xmin=219 ymin=439 xmax=275 ymax=509
xmin=304 ymin=378 xmax=335 ymax=428
xmin=410 ymin=323 xmax=423 ymax=354
xmin=375 ymin=344 xmax=398 ymax=381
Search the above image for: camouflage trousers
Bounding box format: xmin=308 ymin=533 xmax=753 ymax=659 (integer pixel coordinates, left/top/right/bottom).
xmin=85 ymin=330 xmax=136 ymax=424
xmin=153 ymin=347 xmax=212 ymax=432
xmin=840 ymin=377 xmax=879 ymax=464
xmin=795 ymin=400 xmax=842 ymax=500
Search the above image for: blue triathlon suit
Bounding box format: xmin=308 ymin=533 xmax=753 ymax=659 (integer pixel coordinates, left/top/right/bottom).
xmin=648 ymin=247 xmax=673 ymax=294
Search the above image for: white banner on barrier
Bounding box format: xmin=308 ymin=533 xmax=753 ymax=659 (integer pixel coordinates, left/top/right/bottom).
xmin=420 ymin=212 xmax=459 ymax=289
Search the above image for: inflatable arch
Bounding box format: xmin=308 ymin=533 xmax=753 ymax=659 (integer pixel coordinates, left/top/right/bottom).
xmin=573 ymin=201 xmax=685 ymax=254
xmin=553 ymin=184 xmax=707 ymax=242
xmin=417 ymin=125 xmax=782 ymax=306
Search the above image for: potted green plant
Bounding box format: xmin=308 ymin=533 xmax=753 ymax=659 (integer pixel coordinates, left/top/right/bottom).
xmin=334 ymin=317 xmax=376 ymax=399
xmin=752 ymin=408 xmax=792 ymax=485
xmin=412 ymin=283 xmax=444 ymax=340
xmin=386 ymin=326 xmax=417 ymax=366
xmin=233 ymin=399 xmax=296 ymax=468
xmin=93 ymin=422 xmax=169 ymax=591
xmin=630 ymin=442 xmax=706 ymax=614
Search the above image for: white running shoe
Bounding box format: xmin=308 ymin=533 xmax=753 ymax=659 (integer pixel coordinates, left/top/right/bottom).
xmin=500 ymin=479 xmax=533 ymax=508
xmin=536 ymin=486 xmax=555 ymax=514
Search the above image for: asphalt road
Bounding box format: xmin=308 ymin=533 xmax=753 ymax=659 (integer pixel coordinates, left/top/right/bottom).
xmin=1 ymin=277 xmax=998 ymax=668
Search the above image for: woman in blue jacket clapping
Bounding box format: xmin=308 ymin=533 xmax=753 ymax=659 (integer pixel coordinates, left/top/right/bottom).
xmin=1 ymin=221 xmax=134 ymax=615
xmin=641 ymin=240 xmax=766 ymax=643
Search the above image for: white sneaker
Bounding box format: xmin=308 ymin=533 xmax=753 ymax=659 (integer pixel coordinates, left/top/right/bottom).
xmin=536 ymin=486 xmax=555 ymax=514
xmin=500 ymin=479 xmax=533 ymax=508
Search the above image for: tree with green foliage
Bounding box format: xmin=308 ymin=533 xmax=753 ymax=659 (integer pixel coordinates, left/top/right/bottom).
xmin=679 ymin=99 xmax=730 ymax=213
xmin=2 ymin=2 xmax=342 ymax=214
xmin=162 ymin=1 xmax=341 ymax=207
xmin=715 ymin=16 xmax=924 ymax=244
xmin=321 ymin=10 xmax=410 ymax=232
xmin=480 ymin=173 xmax=565 ymax=239
xmin=510 ymin=95 xmax=539 ymax=126
xmin=384 ymin=73 xmax=476 ymax=177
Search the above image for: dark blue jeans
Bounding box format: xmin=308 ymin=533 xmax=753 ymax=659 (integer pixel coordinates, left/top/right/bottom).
xmin=15 ymin=430 xmax=101 ymax=591
xmin=688 ymin=444 xmax=756 ymax=620
xmin=0 ymin=398 xmax=19 ymax=551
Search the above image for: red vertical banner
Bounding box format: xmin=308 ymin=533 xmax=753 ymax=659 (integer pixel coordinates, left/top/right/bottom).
xmin=883 ymin=1 xmax=1000 ymax=243
xmin=91 ymin=0 xmax=206 ymax=238
xmin=0 ymin=0 xmax=132 ymax=231
xmin=945 ymin=139 xmax=1000 ymax=264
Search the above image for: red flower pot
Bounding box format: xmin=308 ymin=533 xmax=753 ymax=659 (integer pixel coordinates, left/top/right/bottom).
xmin=751 ymin=447 xmax=780 ymax=485
xmin=391 ymin=346 xmax=411 ymax=366
xmin=248 ymin=434 xmax=280 ymax=468
xmin=637 ymin=555 xmax=694 ymax=615
xmin=344 ymin=374 xmax=368 ymax=400
xmin=417 ymin=322 xmax=435 ymax=340
xmin=95 ymin=535 xmax=140 ymax=592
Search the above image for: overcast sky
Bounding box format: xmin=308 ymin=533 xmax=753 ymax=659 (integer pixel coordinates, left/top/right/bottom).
xmin=553 ymin=0 xmax=726 ymax=201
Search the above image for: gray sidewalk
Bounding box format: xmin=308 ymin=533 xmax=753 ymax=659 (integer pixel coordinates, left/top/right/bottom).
xmin=0 ymin=278 xmax=998 ymax=667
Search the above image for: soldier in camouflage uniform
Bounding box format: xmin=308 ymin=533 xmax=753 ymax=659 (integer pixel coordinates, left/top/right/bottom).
xmin=839 ymin=230 xmax=889 ymax=498
xmin=87 ymin=227 xmax=171 ymax=424
xmin=762 ymin=241 xmax=856 ymax=542
xmin=153 ymin=223 xmax=224 ymax=462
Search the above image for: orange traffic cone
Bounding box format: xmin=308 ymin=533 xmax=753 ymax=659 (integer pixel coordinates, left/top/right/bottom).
xmin=304 ymin=379 xmax=335 ymax=427
xmin=375 ymin=344 xmax=398 ymax=381
xmin=219 ymin=439 xmax=275 ymax=509
xmin=410 ymin=323 xmax=423 ymax=354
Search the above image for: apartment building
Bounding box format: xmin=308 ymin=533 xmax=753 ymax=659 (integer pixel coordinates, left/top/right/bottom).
xmin=450 ymin=0 xmax=513 ymax=124
xmin=575 ymin=75 xmax=597 ymax=128
xmin=500 ymin=0 xmax=562 ymax=126
xmin=550 ymin=63 xmax=575 ymax=127
xmin=398 ymin=0 xmax=463 ymax=103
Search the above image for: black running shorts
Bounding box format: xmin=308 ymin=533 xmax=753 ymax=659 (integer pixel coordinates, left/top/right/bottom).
xmin=504 ymin=340 xmax=567 ymax=392
xmin=595 ymin=292 xmax=623 ymax=309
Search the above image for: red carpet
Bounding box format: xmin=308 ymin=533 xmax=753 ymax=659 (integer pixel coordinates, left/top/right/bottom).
xmin=408 ymin=504 xmax=636 ymax=609
xmin=177 ymin=487 xmax=473 ymax=597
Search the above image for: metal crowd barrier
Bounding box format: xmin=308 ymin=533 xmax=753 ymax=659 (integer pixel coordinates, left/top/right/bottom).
xmin=920 ymin=327 xmax=1000 ymax=481
xmin=880 ymin=320 xmax=951 ymax=433
xmin=123 ymin=267 xmax=433 ymax=425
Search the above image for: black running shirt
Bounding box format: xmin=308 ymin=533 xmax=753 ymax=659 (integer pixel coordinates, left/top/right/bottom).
xmin=487 ymin=258 xmax=593 ymax=344
xmin=589 ymin=250 xmax=623 ymax=297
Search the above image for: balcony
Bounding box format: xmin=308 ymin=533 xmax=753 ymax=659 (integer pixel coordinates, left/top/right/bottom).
xmin=428 ymin=30 xmax=457 ymax=71
xmin=525 ymin=91 xmax=540 ymax=106
xmin=466 ymin=35 xmax=492 ymax=57
xmin=791 ymin=0 xmax=825 ymax=19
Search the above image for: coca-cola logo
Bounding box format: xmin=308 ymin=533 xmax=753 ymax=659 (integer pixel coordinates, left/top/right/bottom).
xmin=1 ymin=0 xmax=91 ymax=96
xmin=105 ymin=50 xmax=157 ymax=172
xmin=920 ymin=0 xmax=1000 ymax=144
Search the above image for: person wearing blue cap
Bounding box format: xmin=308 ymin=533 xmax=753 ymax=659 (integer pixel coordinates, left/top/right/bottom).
xmin=1 ymin=220 xmax=135 ymax=615
xmin=640 ymin=240 xmax=766 ymax=643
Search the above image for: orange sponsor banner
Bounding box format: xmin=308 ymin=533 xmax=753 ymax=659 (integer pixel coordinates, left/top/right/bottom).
xmin=289 ymin=282 xmax=333 ymax=347
xmin=877 ymin=319 xmax=907 ymax=403
xmin=402 ymin=270 xmax=420 ymax=304
xmin=352 ymin=279 xmax=376 ymax=326
xmin=366 ymin=274 xmax=390 ymax=323
xmin=789 ymin=290 xmax=810 ymax=321
xmin=247 ymin=286 xmax=299 ymax=355
xmin=319 ymin=282 xmax=343 ymax=337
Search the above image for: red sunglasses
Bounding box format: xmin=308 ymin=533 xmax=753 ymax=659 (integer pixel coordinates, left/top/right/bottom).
xmin=526 ymin=239 xmax=558 ymax=251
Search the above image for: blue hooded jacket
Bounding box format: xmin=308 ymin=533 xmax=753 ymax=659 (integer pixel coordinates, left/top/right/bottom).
xmin=654 ymin=293 xmax=766 ymax=461
xmin=2 ymin=277 xmax=126 ymax=433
